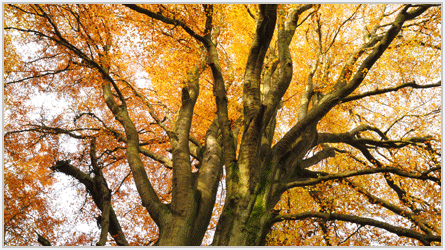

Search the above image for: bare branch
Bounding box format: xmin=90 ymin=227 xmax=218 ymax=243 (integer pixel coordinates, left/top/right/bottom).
xmin=285 ymin=166 xmax=440 ymax=190
xmin=4 ymin=126 xmax=98 ymax=140
xmin=343 ymin=81 xmax=441 ymax=103
xmin=243 ymin=4 xmax=256 ymax=20
xmin=345 ymin=179 xmax=439 ymax=235
xmin=272 ymin=211 xmax=440 ymax=245
xmin=50 ymin=160 xmax=129 ymax=245
xmin=120 ymin=79 xmax=173 ymax=135
xmin=300 ymin=147 xmax=336 ymax=169
xmin=4 ymin=63 xmax=72 ymax=86
xmin=318 ymin=124 xmax=435 ymax=151
xmin=124 ymin=4 xmax=207 ymax=44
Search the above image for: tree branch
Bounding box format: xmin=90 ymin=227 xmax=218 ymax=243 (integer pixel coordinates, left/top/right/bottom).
xmin=190 ymin=119 xmax=224 ymax=245
xmin=345 ymin=179 xmax=439 ymax=235
xmin=272 ymin=211 xmax=440 ymax=245
xmin=90 ymin=138 xmax=111 ymax=246
xmin=343 ymin=80 xmax=441 ymax=103
xmin=300 ymin=147 xmax=336 ymax=169
xmin=237 ymin=4 xmax=277 ymax=195
xmin=263 ymin=4 xmax=318 ymax=125
xmin=103 ymin=82 xmax=170 ymax=227
xmin=4 ymin=62 xmax=72 ymax=86
xmin=170 ymin=55 xmax=206 ymax=215
xmin=36 ymin=232 xmax=51 ymax=246
xmin=124 ymin=4 xmax=207 ymax=44
xmin=285 ymin=166 xmax=440 ymax=190
xmin=120 ymin=79 xmax=174 ymax=136
xmin=73 ymin=112 xmax=175 ymax=169
xmin=4 ymin=126 xmax=97 ymax=140
xmin=275 ymin=5 xmax=432 ymax=157
xmin=318 ymin=124 xmax=435 ymax=151
xmin=50 ymin=160 xmax=129 ymax=245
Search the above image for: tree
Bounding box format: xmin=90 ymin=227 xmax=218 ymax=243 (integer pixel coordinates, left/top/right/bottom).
xmin=3 ymin=3 xmax=441 ymax=246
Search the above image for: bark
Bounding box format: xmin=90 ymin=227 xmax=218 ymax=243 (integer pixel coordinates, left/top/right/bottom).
xmin=51 ymin=161 xmax=129 ymax=246
xmin=36 ymin=232 xmax=51 ymax=246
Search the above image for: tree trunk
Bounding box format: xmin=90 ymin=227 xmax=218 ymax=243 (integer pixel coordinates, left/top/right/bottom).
xmin=213 ymin=196 xmax=276 ymax=245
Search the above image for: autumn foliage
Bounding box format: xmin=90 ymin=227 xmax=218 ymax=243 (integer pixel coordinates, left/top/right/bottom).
xmin=3 ymin=4 xmax=441 ymax=246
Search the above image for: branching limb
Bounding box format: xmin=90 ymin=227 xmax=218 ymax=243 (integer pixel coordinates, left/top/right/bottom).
xmin=51 ymin=160 xmax=94 ymax=190
xmin=285 ymin=166 xmax=440 ymax=190
xmin=204 ymin=26 xmax=238 ymax=197
xmin=90 ymin=138 xmax=110 ymax=246
xmin=382 ymin=170 xmax=439 ymax=223
xmin=4 ymin=125 xmax=98 ymax=140
xmin=96 ymin=204 xmax=110 ymax=246
xmin=272 ymin=211 xmax=441 ymax=245
xmin=274 ymin=6 xmax=428 ymax=159
xmin=170 ymin=54 xmax=206 ymax=215
xmin=300 ymin=147 xmax=336 ymax=170
xmin=112 ymin=171 xmax=132 ymax=196
xmin=50 ymin=160 xmax=129 ymax=245
xmin=324 ymin=5 xmax=361 ymax=53
xmin=334 ymin=4 xmax=432 ymax=97
xmin=29 ymin=5 xmax=124 ymax=105
xmin=297 ymin=59 xmax=318 ymax=121
xmin=264 ymin=4 xmax=316 ymax=125
xmin=234 ymin=4 xmax=279 ymax=199
xmin=139 ymin=147 xmax=173 ymax=169
xmin=275 ymin=5 xmax=432 ymax=158
xmin=120 ymin=79 xmax=174 ymax=136
xmin=354 ymin=136 xmax=434 ymax=149
xmin=281 ymin=144 xmax=335 ymax=185
xmin=384 ymin=108 xmax=441 ymax=136
xmin=338 ymin=225 xmax=364 ymax=245
xmin=306 ymin=188 xmax=334 ymax=245
xmin=74 ymin=112 xmax=174 ymax=168
xmin=123 ymin=4 xmax=235 ymax=200
xmin=124 ymin=4 xmax=207 ymax=44
xmin=203 ymin=4 xmax=213 ymax=36
xmin=243 ymin=4 xmax=257 ymax=20
xmin=345 ymin=179 xmax=439 ymax=235
xmin=342 ymin=80 xmax=441 ymax=103
xmin=4 ymin=62 xmax=72 ymax=86
xmin=242 ymin=4 xmax=277 ymax=127
xmin=102 ymin=80 xmax=169 ymax=227
xmin=191 ymin=118 xmax=224 ymax=245
xmin=318 ymin=124 xmax=436 ymax=151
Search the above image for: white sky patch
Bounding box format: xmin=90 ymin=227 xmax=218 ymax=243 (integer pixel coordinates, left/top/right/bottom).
xmin=58 ymin=134 xmax=79 ymax=154
xmin=25 ymin=91 xmax=72 ymax=121
xmin=134 ymin=71 xmax=152 ymax=89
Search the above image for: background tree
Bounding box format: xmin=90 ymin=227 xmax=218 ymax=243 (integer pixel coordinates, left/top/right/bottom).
xmin=4 ymin=3 xmax=441 ymax=246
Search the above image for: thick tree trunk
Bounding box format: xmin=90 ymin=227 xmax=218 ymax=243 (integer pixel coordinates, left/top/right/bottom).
xmin=212 ymin=193 xmax=278 ymax=246
xmin=156 ymin=214 xmax=196 ymax=245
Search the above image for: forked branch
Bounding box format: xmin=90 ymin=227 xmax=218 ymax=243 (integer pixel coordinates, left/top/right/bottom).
xmin=50 ymin=160 xmax=129 ymax=246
